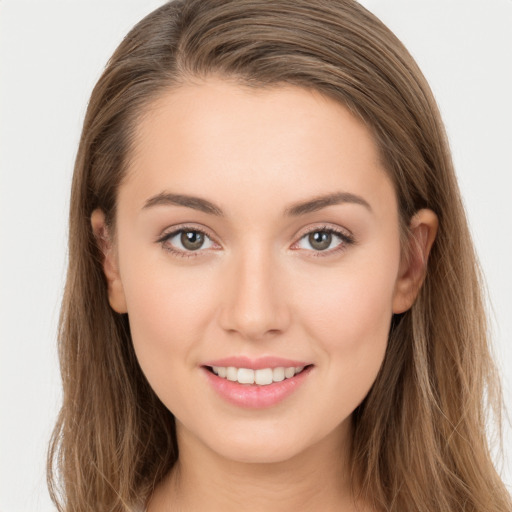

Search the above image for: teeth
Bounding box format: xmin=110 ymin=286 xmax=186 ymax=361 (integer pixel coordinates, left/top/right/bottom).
xmin=272 ymin=367 xmax=285 ymax=382
xmin=255 ymin=368 xmax=273 ymax=385
xmin=226 ymin=366 xmax=238 ymax=381
xmin=210 ymin=365 xmax=306 ymax=385
xmin=284 ymin=367 xmax=295 ymax=379
xmin=237 ymin=368 xmax=254 ymax=384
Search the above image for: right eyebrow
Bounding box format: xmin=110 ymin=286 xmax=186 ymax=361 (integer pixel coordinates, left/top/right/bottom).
xmin=143 ymin=192 xmax=224 ymax=217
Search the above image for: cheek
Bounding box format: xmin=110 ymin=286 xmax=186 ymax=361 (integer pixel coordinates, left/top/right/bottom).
xmin=300 ymin=259 xmax=396 ymax=345
xmin=296 ymin=251 xmax=398 ymax=402
xmin=119 ymin=253 xmax=217 ymax=382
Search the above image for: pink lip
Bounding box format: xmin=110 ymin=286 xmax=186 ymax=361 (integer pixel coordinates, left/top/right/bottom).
xmin=202 ymin=361 xmax=313 ymax=409
xmin=202 ymin=356 xmax=310 ymax=370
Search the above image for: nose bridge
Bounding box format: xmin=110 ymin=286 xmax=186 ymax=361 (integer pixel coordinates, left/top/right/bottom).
xmin=219 ymin=240 xmax=290 ymax=340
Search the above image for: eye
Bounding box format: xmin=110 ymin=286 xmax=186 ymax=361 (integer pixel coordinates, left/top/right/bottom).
xmin=157 ymin=227 xmax=217 ymax=257
xmin=294 ymin=226 xmax=354 ymax=255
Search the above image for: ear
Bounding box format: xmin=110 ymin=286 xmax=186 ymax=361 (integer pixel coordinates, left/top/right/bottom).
xmin=392 ymin=209 xmax=438 ymax=314
xmin=90 ymin=209 xmax=128 ymax=314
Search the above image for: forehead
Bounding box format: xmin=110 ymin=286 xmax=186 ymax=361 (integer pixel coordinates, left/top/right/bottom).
xmin=121 ymin=79 xmax=396 ymax=220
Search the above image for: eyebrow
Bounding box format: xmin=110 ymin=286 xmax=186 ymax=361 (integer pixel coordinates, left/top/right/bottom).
xmin=142 ymin=191 xmax=372 ymax=216
xmin=284 ymin=191 xmax=372 ymax=216
xmin=143 ymin=192 xmax=224 ymax=216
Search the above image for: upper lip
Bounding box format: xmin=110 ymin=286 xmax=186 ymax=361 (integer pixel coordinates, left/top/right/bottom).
xmin=202 ymin=356 xmax=312 ymax=370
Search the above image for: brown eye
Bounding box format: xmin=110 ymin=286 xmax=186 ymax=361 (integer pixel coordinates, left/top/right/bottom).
xmin=180 ymin=231 xmax=205 ymax=251
xmin=308 ymin=231 xmax=332 ymax=251
xmin=295 ymin=227 xmax=354 ymax=255
xmin=160 ymin=228 xmax=215 ymax=254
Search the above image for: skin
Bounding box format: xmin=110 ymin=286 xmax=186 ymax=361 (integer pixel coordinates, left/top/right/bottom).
xmin=92 ymin=79 xmax=437 ymax=511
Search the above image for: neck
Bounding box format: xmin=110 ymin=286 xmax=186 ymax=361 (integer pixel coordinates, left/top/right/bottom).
xmin=147 ymin=419 xmax=366 ymax=512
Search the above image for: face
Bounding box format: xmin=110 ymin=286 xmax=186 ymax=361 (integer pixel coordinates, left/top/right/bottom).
xmin=96 ymin=79 xmax=423 ymax=464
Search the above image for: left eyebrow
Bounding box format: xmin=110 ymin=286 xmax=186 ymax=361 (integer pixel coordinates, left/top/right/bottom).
xmin=284 ymin=191 xmax=373 ymax=216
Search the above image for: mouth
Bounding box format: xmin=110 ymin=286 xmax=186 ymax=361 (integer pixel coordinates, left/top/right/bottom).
xmin=201 ymin=357 xmax=314 ymax=408
xmin=204 ymin=365 xmax=312 ymax=386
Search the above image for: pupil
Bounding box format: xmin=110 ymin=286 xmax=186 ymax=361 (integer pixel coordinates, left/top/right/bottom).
xmin=309 ymin=231 xmax=331 ymax=251
xmin=181 ymin=231 xmax=204 ymax=250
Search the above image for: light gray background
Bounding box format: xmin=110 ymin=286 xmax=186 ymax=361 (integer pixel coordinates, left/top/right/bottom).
xmin=1 ymin=1 xmax=511 ymax=510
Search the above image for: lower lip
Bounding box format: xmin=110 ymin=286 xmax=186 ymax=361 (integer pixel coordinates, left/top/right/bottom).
xmin=203 ymin=366 xmax=313 ymax=409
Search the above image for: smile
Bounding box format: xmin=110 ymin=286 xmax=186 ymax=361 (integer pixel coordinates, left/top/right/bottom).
xmin=209 ymin=366 xmax=306 ymax=385
xmin=203 ymin=362 xmax=313 ymax=409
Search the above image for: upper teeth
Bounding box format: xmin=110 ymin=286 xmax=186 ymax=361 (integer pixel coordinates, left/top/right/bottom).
xmin=211 ymin=366 xmax=305 ymax=385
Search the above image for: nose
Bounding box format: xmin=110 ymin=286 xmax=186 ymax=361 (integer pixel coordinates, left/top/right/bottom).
xmin=218 ymin=246 xmax=291 ymax=341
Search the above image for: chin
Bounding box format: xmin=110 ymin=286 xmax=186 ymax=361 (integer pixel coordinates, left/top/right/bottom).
xmin=214 ymin=438 xmax=306 ymax=465
xmin=199 ymin=421 xmax=338 ymax=465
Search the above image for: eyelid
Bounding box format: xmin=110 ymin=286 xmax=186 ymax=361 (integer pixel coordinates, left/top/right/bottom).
xmin=294 ymin=222 xmax=353 ymax=241
xmin=156 ymin=223 xmax=216 ymax=242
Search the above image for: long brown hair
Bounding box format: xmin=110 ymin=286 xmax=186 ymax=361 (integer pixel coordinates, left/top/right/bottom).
xmin=48 ymin=1 xmax=511 ymax=510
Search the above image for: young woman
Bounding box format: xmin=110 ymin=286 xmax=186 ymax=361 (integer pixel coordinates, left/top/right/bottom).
xmin=47 ymin=1 xmax=511 ymax=510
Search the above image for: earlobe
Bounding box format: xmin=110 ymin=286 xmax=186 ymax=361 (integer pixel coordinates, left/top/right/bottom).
xmin=91 ymin=209 xmax=128 ymax=314
xmin=392 ymin=209 xmax=438 ymax=314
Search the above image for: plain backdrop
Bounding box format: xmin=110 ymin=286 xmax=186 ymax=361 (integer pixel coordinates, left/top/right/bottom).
xmin=1 ymin=1 xmax=511 ymax=510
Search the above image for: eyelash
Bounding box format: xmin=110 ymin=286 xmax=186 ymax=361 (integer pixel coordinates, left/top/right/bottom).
xmin=156 ymin=224 xmax=355 ymax=259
